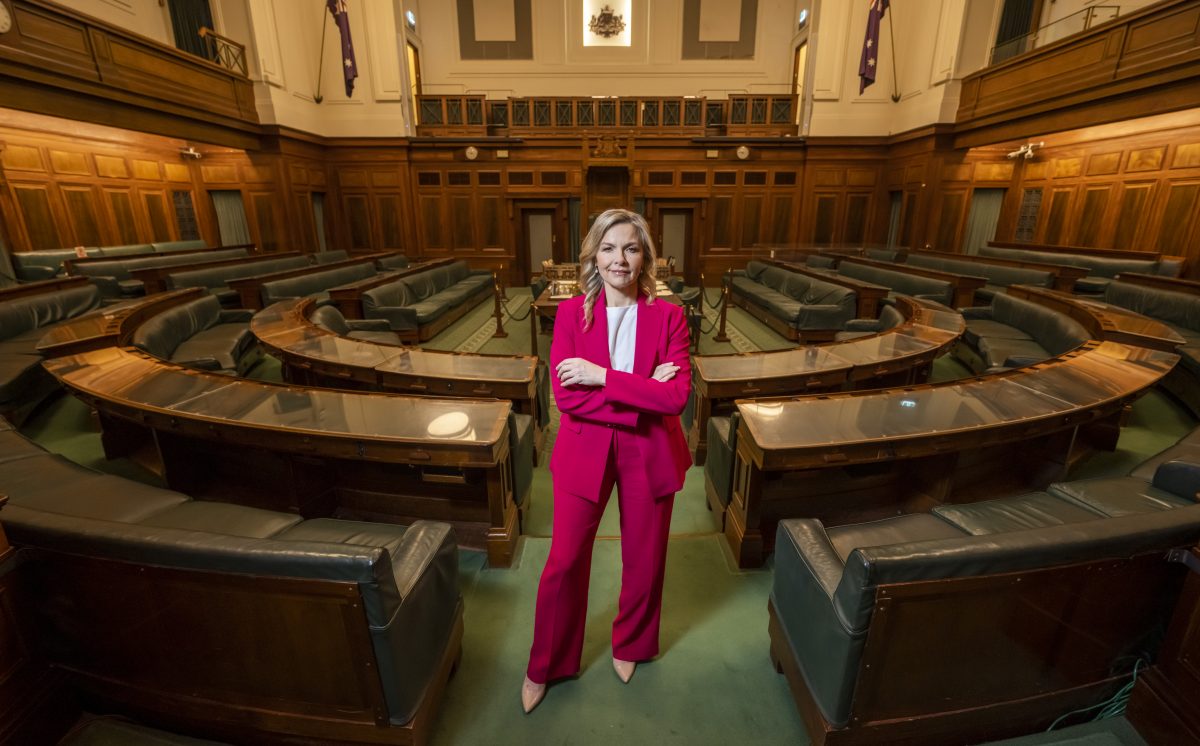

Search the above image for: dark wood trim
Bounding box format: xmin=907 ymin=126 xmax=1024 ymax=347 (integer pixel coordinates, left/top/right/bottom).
xmin=130 ymin=251 xmax=300 ymax=294
xmin=838 ymin=255 xmax=987 ymax=309
xmin=908 ymin=249 xmax=1088 ymax=292
xmin=1115 ymin=272 xmax=1200 ymax=296
xmin=226 ymin=253 xmax=399 ymax=310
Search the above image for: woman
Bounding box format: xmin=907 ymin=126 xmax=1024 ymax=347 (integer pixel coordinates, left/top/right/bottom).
xmin=522 ymin=208 xmax=692 ymax=713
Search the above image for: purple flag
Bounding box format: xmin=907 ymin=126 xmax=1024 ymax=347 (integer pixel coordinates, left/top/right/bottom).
xmin=326 ymin=0 xmax=358 ymax=98
xmin=858 ymin=0 xmax=890 ymax=94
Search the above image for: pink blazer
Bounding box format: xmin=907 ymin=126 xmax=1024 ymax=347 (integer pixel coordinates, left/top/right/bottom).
xmin=548 ymin=292 xmax=692 ymax=503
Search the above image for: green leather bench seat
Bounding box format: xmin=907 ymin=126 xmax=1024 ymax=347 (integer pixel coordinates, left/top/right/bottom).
xmin=958 ymin=293 xmax=1089 ymax=372
xmin=130 ymin=294 xmax=259 ymax=374
xmin=932 ymin=492 xmax=1102 ymax=534
xmin=905 ymin=254 xmax=1053 ymax=303
xmin=0 ymin=283 xmax=103 ymax=424
xmin=75 ymin=248 xmax=248 ymax=299
xmin=312 ymin=249 xmax=349 ymax=264
xmin=730 ymin=261 xmax=857 ymax=331
xmin=705 ymin=413 xmax=739 ymax=508
xmin=1049 ymin=471 xmax=1194 ymax=517
xmin=167 ymin=255 xmax=311 ymax=306
xmin=152 ymin=240 xmax=208 ymax=253
xmin=835 ymin=261 xmax=954 ymax=306
xmin=979 ymin=246 xmax=1182 ymax=294
xmin=377 ymin=254 xmax=411 ymax=270
xmin=310 ymin=304 xmax=403 ymax=344
xmin=0 ymin=421 xmax=462 ymax=729
xmin=835 ymin=304 xmax=905 ymax=341
xmin=771 ymin=502 xmax=1200 ymax=729
xmin=260 ymin=262 xmax=378 ymax=307
xmin=1104 ymin=280 xmax=1200 ymax=379
xmin=363 ymin=261 xmax=493 ymax=332
xmin=1131 ymin=427 xmax=1200 ymax=481
xmin=511 ymin=412 xmax=534 ymax=510
xmin=13 ymin=248 xmax=102 ymax=281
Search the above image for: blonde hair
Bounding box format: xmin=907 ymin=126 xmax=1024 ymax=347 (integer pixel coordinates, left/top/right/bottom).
xmin=577 ymin=209 xmax=658 ymax=329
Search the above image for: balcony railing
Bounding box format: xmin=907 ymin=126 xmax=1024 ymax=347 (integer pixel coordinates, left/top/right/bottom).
xmin=199 ymin=27 xmax=248 ymax=77
xmin=415 ymin=94 xmax=798 ymax=137
xmin=991 ymin=6 xmax=1120 ymax=65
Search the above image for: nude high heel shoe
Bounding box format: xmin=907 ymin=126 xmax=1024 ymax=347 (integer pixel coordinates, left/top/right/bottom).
xmin=613 ymin=657 xmax=636 ymax=683
xmin=521 ymin=676 xmax=546 ymax=713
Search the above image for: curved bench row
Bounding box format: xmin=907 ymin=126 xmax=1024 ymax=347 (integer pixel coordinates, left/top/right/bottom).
xmin=0 ymin=415 xmax=462 ymax=745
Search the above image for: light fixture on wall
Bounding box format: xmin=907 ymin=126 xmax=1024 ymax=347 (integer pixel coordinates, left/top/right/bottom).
xmin=1006 ymin=141 xmax=1044 ymax=160
xmin=179 ymin=146 xmax=202 ymax=160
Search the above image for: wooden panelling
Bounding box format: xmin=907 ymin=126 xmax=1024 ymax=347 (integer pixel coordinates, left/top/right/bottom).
xmin=13 ymin=185 xmax=61 ymax=249
xmin=711 ymin=195 xmax=733 ymax=250
xmin=143 ymin=190 xmax=171 ymax=241
xmin=241 ymin=165 xmax=273 ymax=183
xmin=974 ymin=162 xmax=1014 ymax=181
xmin=249 ymin=192 xmax=278 ymax=251
xmin=1077 ymin=187 xmax=1110 ymax=246
xmin=845 ymin=194 xmax=870 ymax=245
xmin=49 ymin=150 xmax=89 ymax=176
xmin=132 ymin=159 xmax=160 ymax=180
xmin=450 ymin=196 xmax=473 ymax=249
xmin=740 ymin=195 xmax=764 ymax=247
xmin=1053 ymin=159 xmax=1082 ymax=178
xmin=377 ymin=195 xmax=403 ymax=249
xmin=94 ymin=155 xmax=128 ymax=179
xmin=1025 ymin=161 xmax=1049 ymax=180
xmin=847 ymin=169 xmax=876 ymax=187
xmin=813 ymin=195 xmax=836 ymax=244
xmin=769 ymin=195 xmax=793 ymax=244
xmin=814 ymin=169 xmax=843 ymax=187
xmin=1087 ymin=152 xmax=1123 ymax=176
xmin=1174 ymin=143 xmax=1200 ymax=169
xmin=1160 ymin=182 xmax=1200 ymax=255
xmin=1044 ymin=189 xmax=1072 ymax=245
xmin=1128 ymin=147 xmax=1166 ymax=172
xmin=419 ymin=195 xmax=444 ymax=250
xmin=200 ymin=165 xmax=238 ymax=183
xmin=1112 ymin=184 xmax=1152 ymax=249
xmin=479 ymin=195 xmax=503 ymax=249
xmin=164 ymin=163 xmax=191 ymax=182
xmin=936 ymin=191 xmax=967 ymax=252
xmin=943 ymin=164 xmax=972 ymax=182
xmin=104 ymin=189 xmax=138 ymax=244
xmin=345 ymin=195 xmax=372 ymax=251
xmin=3 ymin=145 xmax=43 ymax=172
xmin=61 ymin=186 xmax=102 ymax=246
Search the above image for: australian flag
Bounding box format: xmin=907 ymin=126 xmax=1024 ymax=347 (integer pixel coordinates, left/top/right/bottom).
xmin=858 ymin=0 xmax=889 ymax=94
xmin=327 ymin=0 xmax=358 ymax=98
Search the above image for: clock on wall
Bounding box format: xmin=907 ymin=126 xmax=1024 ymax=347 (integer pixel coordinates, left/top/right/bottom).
xmin=736 ymin=145 xmax=751 ymax=160
xmin=0 ymin=3 xmax=13 ymax=34
xmin=465 ymin=146 xmax=479 ymax=161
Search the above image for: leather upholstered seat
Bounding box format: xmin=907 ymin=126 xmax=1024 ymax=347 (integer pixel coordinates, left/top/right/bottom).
xmin=130 ymin=294 xmax=260 ymax=374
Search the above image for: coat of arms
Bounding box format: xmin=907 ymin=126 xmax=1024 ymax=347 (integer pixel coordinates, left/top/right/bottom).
xmin=588 ymin=5 xmax=626 ymax=38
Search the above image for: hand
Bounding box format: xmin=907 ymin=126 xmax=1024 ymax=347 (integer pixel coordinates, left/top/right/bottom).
xmin=651 ymin=362 xmax=680 ymax=382
xmin=556 ymin=357 xmax=606 ymax=387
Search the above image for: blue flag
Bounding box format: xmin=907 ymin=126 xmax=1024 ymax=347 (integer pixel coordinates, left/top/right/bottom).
xmin=327 ymin=0 xmax=358 ymax=98
xmin=858 ymin=0 xmax=889 ymax=94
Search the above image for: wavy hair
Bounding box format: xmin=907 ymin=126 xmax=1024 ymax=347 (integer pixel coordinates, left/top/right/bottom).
xmin=577 ymin=208 xmax=658 ymax=330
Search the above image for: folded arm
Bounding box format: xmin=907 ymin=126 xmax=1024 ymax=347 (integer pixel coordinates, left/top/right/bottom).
xmin=550 ymin=307 xmax=640 ymax=428
xmin=603 ymin=305 xmax=691 ymax=416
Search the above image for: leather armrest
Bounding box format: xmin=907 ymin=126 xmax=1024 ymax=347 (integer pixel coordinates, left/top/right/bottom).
xmin=841 ymin=318 xmax=882 ymax=332
xmin=1153 ymin=460 xmax=1200 ymax=501
xmin=959 ymin=306 xmax=993 ymax=320
xmin=347 ymin=318 xmax=393 ymax=332
xmin=178 ymin=356 xmax=223 ymax=371
xmin=218 ymin=309 xmax=254 ymax=323
xmin=367 ymin=306 xmax=420 ymax=331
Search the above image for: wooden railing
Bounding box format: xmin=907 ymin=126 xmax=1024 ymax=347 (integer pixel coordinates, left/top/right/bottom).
xmin=416 ymin=94 xmax=798 ymax=137
xmin=199 ymin=27 xmax=248 ymax=77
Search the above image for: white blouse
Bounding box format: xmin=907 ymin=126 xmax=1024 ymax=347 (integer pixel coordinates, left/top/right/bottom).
xmin=606 ymin=304 xmax=637 ymax=374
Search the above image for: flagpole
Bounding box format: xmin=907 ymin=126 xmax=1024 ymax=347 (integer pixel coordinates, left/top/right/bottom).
xmin=887 ymin=5 xmax=900 ymax=103
xmin=314 ymin=7 xmax=328 ymax=104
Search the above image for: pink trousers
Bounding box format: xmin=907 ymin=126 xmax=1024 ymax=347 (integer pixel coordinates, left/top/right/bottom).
xmin=526 ymin=436 xmax=675 ymax=684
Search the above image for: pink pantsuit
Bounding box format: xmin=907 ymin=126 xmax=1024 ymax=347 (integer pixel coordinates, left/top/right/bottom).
xmin=527 ymin=292 xmax=692 ymax=683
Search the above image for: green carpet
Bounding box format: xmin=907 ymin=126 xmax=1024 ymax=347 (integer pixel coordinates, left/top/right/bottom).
xmin=20 ymin=291 xmax=1191 ymax=746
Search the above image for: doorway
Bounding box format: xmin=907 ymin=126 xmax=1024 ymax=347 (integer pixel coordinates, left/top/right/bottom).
xmin=649 ymin=203 xmax=700 ymax=285
xmin=515 ymin=202 xmax=566 ymax=285
xmin=961 ymin=188 xmax=1007 ymax=255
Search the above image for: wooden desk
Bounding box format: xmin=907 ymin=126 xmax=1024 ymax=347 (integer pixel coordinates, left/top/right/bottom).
xmin=252 ymin=298 xmax=545 ymax=454
xmin=43 ymin=347 xmax=520 ymax=567
xmin=62 ymin=246 xmax=237 ymax=275
xmin=838 ymin=255 xmax=988 ymax=309
xmin=689 ymin=296 xmax=964 ymax=465
xmin=130 ymin=251 xmax=304 ymax=295
xmin=1115 ymin=273 xmax=1200 ymax=296
xmin=227 ymin=252 xmax=400 ymax=310
xmin=908 ymin=249 xmax=1089 ymax=293
xmin=723 ymin=341 xmax=1178 ymax=567
xmin=989 ymin=240 xmax=1186 ymax=266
